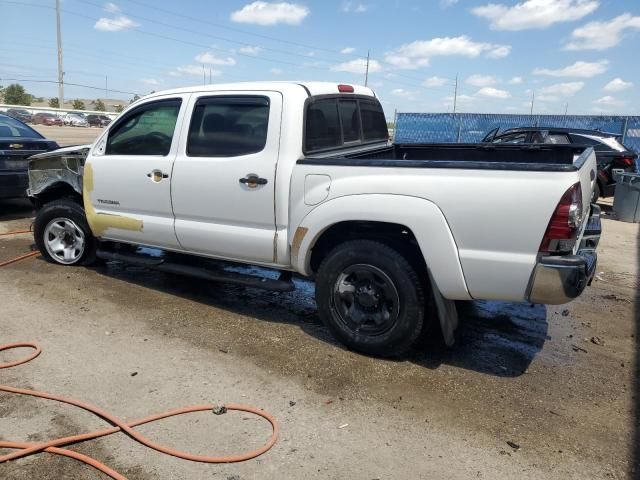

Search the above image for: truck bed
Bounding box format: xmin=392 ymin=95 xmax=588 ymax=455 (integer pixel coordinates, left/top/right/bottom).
xmin=300 ymin=144 xmax=589 ymax=172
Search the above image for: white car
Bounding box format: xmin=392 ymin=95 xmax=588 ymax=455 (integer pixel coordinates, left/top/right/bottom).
xmin=26 ymin=81 xmax=601 ymax=357
xmin=62 ymin=113 xmax=88 ymax=127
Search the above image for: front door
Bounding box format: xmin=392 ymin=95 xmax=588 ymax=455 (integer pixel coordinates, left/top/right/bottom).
xmin=83 ymin=96 xmax=186 ymax=249
xmin=171 ymin=91 xmax=282 ymax=264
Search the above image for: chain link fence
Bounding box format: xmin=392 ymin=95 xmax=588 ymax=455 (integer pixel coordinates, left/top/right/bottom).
xmin=396 ymin=113 xmax=640 ymax=154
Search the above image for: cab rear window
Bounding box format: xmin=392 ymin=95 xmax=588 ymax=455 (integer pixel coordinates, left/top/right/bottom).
xmin=304 ymin=96 xmax=388 ymax=153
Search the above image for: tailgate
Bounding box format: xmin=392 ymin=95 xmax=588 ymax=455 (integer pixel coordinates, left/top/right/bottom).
xmin=575 ymin=147 xmax=598 ymax=213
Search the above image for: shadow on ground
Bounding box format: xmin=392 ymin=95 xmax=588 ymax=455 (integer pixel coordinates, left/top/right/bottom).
xmin=0 ymin=198 xmax=33 ymax=222
xmin=94 ymin=252 xmax=548 ymax=380
xmin=635 ymin=224 xmax=640 ymax=479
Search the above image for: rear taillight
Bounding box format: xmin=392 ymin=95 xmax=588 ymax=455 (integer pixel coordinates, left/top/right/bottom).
xmin=539 ymin=183 xmax=583 ymax=253
xmin=621 ymin=156 xmax=635 ymax=167
xmin=338 ymin=84 xmax=355 ymax=93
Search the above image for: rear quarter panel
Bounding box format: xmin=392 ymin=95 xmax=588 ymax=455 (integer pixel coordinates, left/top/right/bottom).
xmin=290 ymin=153 xmax=595 ymax=301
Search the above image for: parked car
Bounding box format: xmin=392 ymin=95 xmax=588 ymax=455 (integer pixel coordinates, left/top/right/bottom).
xmin=86 ymin=114 xmax=111 ymax=127
xmin=27 ymin=82 xmax=600 ymax=357
xmin=63 ymin=113 xmax=89 ymax=127
xmin=5 ymin=108 xmax=33 ymax=124
xmin=0 ymin=113 xmax=59 ymax=199
xmin=482 ymin=127 xmax=638 ymax=202
xmin=32 ymin=112 xmax=63 ymax=126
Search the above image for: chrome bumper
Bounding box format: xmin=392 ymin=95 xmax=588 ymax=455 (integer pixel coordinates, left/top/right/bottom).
xmin=527 ymin=205 xmax=601 ymax=305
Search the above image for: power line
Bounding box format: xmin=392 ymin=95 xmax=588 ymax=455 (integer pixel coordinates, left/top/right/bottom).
xmin=1 ymin=0 xmax=452 ymax=93
xmin=0 ymin=77 xmax=140 ymax=96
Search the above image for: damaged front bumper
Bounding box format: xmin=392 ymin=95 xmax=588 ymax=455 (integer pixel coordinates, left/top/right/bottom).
xmin=526 ymin=205 xmax=601 ymax=305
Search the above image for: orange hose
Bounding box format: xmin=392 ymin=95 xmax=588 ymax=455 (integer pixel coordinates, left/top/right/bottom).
xmin=0 ymin=343 xmax=279 ymax=479
xmin=0 ymin=251 xmax=39 ymax=268
xmin=0 ymin=229 xmax=38 ymax=267
xmin=0 ymin=229 xmax=32 ymax=236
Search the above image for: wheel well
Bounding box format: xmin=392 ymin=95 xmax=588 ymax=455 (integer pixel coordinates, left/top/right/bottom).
xmin=33 ymin=183 xmax=82 ymax=209
xmin=309 ymin=221 xmax=427 ymax=276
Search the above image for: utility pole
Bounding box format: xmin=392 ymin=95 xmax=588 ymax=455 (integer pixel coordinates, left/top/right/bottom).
xmin=209 ymin=68 xmax=212 ymax=85
xmin=364 ymin=50 xmax=370 ymax=87
xmin=564 ymin=102 xmax=568 ymax=116
xmin=105 ymin=75 xmax=108 ymax=100
xmin=202 ymin=65 xmax=205 ymax=86
xmin=453 ymin=74 xmax=458 ymax=114
xmin=55 ymin=0 xmax=64 ymax=108
xmin=530 ymin=91 xmax=535 ymax=116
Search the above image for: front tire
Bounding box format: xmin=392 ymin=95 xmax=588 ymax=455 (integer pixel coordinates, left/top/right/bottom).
xmin=34 ymin=199 xmax=98 ymax=266
xmin=315 ymin=240 xmax=425 ymax=357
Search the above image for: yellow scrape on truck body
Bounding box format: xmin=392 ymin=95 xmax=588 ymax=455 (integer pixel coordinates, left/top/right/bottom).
xmin=82 ymin=163 xmax=144 ymax=237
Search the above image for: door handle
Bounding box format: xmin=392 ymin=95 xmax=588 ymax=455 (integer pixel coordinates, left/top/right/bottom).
xmin=147 ymin=170 xmax=169 ymax=182
xmin=239 ymin=174 xmax=268 ymax=188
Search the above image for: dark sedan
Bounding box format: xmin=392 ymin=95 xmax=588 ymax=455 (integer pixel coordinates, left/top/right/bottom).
xmin=5 ymin=108 xmax=33 ymax=124
xmin=86 ymin=114 xmax=112 ymax=127
xmin=32 ymin=112 xmax=64 ymax=126
xmin=0 ymin=114 xmax=60 ymax=199
xmin=483 ymin=127 xmax=638 ymax=202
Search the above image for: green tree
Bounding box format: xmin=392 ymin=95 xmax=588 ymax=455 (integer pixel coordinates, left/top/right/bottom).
xmin=94 ymin=99 xmax=106 ymax=111
xmin=49 ymin=98 xmax=59 ymax=108
xmin=3 ymin=83 xmax=32 ymax=105
xmin=130 ymin=94 xmax=140 ymax=104
xmin=72 ymin=99 xmax=85 ymax=110
xmin=114 ymin=105 xmax=124 ymax=113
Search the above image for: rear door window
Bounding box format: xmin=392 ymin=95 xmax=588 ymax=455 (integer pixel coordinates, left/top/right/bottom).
xmin=544 ymin=134 xmax=571 ymax=144
xmin=187 ymin=96 xmax=270 ymax=157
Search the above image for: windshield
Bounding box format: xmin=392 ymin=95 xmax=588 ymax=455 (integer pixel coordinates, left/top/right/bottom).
xmin=0 ymin=114 xmax=43 ymax=138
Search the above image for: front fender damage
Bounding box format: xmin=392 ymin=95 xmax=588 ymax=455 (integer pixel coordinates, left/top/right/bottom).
xmin=27 ymin=145 xmax=91 ymax=197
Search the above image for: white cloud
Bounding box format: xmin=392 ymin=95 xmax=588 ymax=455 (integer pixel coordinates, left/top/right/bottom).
xmin=466 ymin=74 xmax=498 ymax=87
xmin=104 ymin=2 xmax=119 ymax=13
xmin=565 ymin=13 xmax=640 ymax=50
xmin=540 ymin=81 xmax=585 ymax=96
xmin=443 ymin=94 xmax=474 ymax=105
xmin=94 ymin=15 xmax=139 ymax=31
xmin=472 ymin=0 xmax=599 ymax=31
xmin=384 ymin=36 xmax=511 ymax=70
xmin=509 ymin=76 xmax=524 ymax=84
xmin=604 ymin=78 xmax=633 ymax=92
xmin=440 ymin=0 xmax=459 ymax=7
xmin=270 ymin=68 xmax=283 ymax=75
xmin=486 ymin=45 xmax=512 ymax=58
xmin=342 ymin=2 xmax=368 ymax=13
xmin=239 ymin=45 xmax=262 ymax=55
xmin=340 ymin=47 xmax=356 ymax=54
xmin=391 ymin=88 xmax=417 ymax=99
xmin=195 ymin=52 xmax=236 ymax=66
xmin=476 ymin=87 xmax=511 ymax=99
xmin=423 ymin=76 xmax=449 ymax=87
xmin=330 ymin=58 xmax=382 ymax=74
xmin=169 ymin=65 xmax=221 ymax=77
xmin=142 ymin=78 xmax=160 ymax=86
xmin=593 ymin=95 xmax=621 ymax=106
xmin=533 ymin=60 xmax=607 ymax=78
xmin=231 ymin=1 xmax=309 ymax=26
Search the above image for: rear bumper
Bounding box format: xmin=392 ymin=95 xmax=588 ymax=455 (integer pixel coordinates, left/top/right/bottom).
xmin=526 ymin=205 xmax=601 ymax=305
xmin=0 ymin=171 xmax=28 ymax=198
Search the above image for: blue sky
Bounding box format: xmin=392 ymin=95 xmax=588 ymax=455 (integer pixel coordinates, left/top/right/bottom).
xmin=1 ymin=0 xmax=639 ymax=116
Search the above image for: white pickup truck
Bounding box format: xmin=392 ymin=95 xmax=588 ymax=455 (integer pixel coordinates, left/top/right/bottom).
xmin=27 ymin=81 xmax=601 ymax=356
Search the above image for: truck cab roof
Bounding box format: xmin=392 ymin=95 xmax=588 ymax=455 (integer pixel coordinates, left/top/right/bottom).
xmin=138 ymin=82 xmax=376 ymax=102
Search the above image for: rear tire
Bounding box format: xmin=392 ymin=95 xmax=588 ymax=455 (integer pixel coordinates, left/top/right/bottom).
xmin=315 ymin=240 xmax=425 ymax=357
xmin=34 ymin=199 xmax=98 ymax=266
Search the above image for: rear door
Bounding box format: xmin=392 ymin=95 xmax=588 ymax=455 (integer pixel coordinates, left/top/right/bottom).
xmin=171 ymin=91 xmax=283 ymax=264
xmin=83 ymin=96 xmax=187 ymax=248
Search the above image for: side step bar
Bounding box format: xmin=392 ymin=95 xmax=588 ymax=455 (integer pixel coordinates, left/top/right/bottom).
xmin=96 ymin=250 xmax=295 ymax=292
